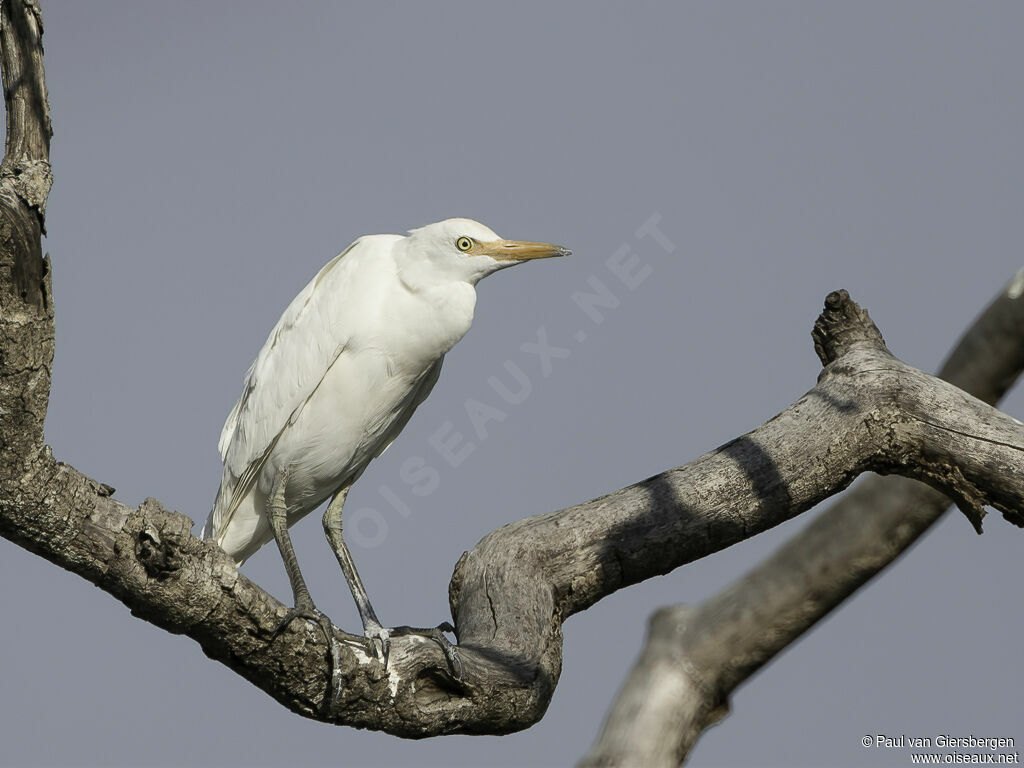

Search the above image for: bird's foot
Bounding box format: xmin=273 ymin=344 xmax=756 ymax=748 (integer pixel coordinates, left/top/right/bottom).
xmin=360 ymin=618 xmax=392 ymax=668
xmin=271 ymin=598 xmax=334 ymax=643
xmin=270 ymin=600 xmax=343 ymax=717
xmin=391 ymin=621 xmax=463 ymax=680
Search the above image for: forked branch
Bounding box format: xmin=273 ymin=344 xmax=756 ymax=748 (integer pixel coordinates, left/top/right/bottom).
xmin=2 ymin=0 xmax=1022 ymax=740
xmin=580 ymin=276 xmax=1024 ymax=768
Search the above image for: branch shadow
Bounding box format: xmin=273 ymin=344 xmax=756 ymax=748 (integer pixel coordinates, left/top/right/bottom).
xmin=592 ymin=434 xmax=796 ymax=602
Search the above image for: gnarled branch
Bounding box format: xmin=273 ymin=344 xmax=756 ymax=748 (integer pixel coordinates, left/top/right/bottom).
xmin=2 ymin=1 xmax=1022 ymax=741
xmin=579 ymin=274 xmax=1024 ymax=767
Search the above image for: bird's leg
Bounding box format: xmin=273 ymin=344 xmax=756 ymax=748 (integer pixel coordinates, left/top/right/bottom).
xmin=322 ymin=488 xmax=388 ymax=660
xmin=323 ymin=488 xmax=461 ymax=677
xmin=268 ymin=469 xmax=319 ymax=618
xmin=267 ymin=470 xmax=343 ymax=714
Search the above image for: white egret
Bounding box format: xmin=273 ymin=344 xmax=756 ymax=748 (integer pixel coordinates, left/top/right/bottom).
xmin=202 ymin=218 xmax=568 ymax=669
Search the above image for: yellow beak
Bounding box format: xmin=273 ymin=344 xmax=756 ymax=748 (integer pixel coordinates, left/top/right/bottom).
xmin=484 ymin=239 xmax=572 ymax=263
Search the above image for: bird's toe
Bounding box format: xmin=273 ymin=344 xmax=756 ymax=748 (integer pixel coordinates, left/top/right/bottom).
xmin=362 ymin=620 xmax=392 ymax=667
xmin=273 ymin=605 xmax=322 ymax=639
xmin=389 ymin=622 xmax=462 ymax=679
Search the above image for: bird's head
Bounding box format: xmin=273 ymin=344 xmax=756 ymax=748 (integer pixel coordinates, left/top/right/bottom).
xmin=401 ymin=218 xmax=570 ymax=284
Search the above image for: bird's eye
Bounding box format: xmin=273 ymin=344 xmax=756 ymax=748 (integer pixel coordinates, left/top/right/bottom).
xmin=456 ymin=237 xmax=473 ymax=252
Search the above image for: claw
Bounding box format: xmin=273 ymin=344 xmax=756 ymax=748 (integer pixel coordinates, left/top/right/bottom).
xmin=362 ymin=619 xmax=392 ymax=667
xmin=391 ymin=622 xmax=463 ymax=680
xmin=272 ymin=604 xmax=330 ymax=641
xmin=432 ymin=626 xmax=463 ymax=680
xmin=269 ymin=602 xmax=342 ymax=716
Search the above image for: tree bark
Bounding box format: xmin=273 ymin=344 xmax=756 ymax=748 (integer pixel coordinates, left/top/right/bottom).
xmin=2 ymin=0 xmax=1022 ymax=741
xmin=579 ymin=274 xmax=1024 ymax=767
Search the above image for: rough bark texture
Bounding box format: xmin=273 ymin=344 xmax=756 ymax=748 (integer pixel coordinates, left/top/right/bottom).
xmin=1 ymin=0 xmax=53 ymax=545
xmin=3 ymin=1 xmax=1023 ymax=741
xmin=579 ymin=275 xmax=1024 ymax=768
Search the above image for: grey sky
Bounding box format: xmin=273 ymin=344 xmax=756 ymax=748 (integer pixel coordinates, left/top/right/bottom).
xmin=2 ymin=2 xmax=1022 ymax=766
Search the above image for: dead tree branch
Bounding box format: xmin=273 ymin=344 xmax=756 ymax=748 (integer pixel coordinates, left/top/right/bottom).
xmin=579 ymin=274 xmax=1024 ymax=768
xmin=1 ymin=0 xmax=53 ymax=522
xmin=2 ymin=1 xmax=1022 ymax=740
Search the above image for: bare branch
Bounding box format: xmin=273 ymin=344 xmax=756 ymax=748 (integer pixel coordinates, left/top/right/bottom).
xmin=7 ymin=258 xmax=1024 ymax=738
xmin=0 ymin=0 xmax=53 ymax=486
xmin=3 ymin=2 xmax=1023 ymax=740
xmin=579 ymin=274 xmax=1024 ymax=767
xmin=0 ymin=0 xmax=50 ymax=309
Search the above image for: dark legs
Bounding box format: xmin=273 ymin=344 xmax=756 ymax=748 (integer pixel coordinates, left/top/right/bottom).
xmin=323 ymin=487 xmax=461 ymax=676
xmin=322 ymin=489 xmax=384 ymax=629
xmin=269 ymin=469 xmax=317 ymax=614
xmin=322 ymin=488 xmax=390 ymax=657
xmin=267 ymin=470 xmax=342 ymax=712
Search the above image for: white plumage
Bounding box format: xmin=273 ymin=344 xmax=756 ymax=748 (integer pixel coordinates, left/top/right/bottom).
xmin=202 ymin=218 xmax=567 ymax=657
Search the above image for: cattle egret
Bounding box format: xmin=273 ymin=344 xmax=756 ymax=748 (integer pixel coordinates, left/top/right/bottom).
xmin=203 ymin=218 xmax=568 ymax=669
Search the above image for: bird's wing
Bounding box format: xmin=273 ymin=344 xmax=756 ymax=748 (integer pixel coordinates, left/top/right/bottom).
xmin=411 ymin=356 xmax=444 ymax=411
xmin=208 ymin=235 xmax=400 ymax=539
xmin=217 ymin=237 xmax=365 ymax=462
xmin=371 ymin=356 xmax=444 ymax=461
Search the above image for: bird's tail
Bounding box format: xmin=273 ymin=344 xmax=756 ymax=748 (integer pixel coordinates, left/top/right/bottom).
xmin=202 ymin=477 xmax=270 ymax=566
